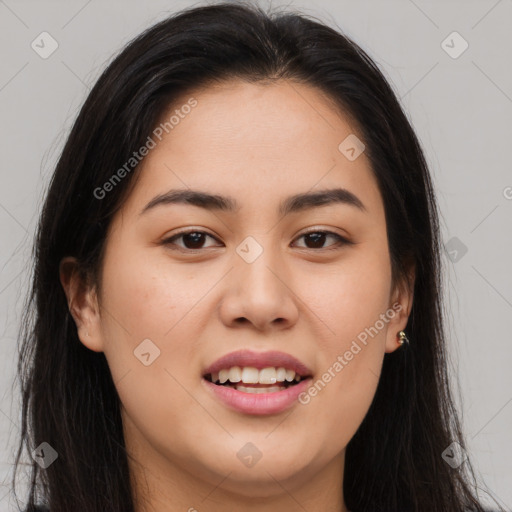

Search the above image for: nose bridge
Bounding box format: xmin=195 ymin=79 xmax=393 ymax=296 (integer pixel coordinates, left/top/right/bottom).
xmin=236 ymin=233 xmax=287 ymax=299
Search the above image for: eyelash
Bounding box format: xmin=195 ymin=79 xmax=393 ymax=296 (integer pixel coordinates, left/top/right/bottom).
xmin=161 ymin=228 xmax=353 ymax=253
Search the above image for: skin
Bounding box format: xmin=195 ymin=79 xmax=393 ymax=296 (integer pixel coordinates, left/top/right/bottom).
xmin=60 ymin=79 xmax=414 ymax=512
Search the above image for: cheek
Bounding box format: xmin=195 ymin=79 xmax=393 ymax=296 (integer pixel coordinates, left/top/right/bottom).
xmin=97 ymin=241 xmax=214 ymax=392
xmin=98 ymin=248 xmax=213 ymax=448
xmin=298 ymin=320 xmax=383 ymax=457
xmin=295 ymin=246 xmax=391 ymax=445
xmin=305 ymin=242 xmax=393 ymax=349
xmin=100 ymin=242 xmax=208 ymax=338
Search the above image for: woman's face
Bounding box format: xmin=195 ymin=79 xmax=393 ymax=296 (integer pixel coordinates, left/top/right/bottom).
xmin=69 ymin=79 xmax=413 ymax=503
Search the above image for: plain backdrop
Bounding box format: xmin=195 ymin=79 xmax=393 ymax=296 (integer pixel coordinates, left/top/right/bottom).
xmin=0 ymin=0 xmax=511 ymax=510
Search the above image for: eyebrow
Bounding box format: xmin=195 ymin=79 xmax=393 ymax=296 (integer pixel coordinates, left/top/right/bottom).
xmin=140 ymin=187 xmax=367 ymax=216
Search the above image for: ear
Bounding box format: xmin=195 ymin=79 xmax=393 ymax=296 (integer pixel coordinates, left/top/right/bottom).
xmin=384 ymin=263 xmax=415 ymax=354
xmin=59 ymin=256 xmax=104 ymax=352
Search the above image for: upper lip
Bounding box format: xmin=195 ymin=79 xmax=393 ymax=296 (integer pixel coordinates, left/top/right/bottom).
xmin=203 ymin=349 xmax=312 ymax=377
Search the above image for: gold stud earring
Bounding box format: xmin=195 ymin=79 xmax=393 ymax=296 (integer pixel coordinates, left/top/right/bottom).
xmin=397 ymin=330 xmax=409 ymax=346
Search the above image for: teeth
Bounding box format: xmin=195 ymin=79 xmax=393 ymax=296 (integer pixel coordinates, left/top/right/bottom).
xmin=228 ymin=366 xmax=242 ymax=383
xmin=241 ymin=367 xmax=259 ymax=384
xmin=259 ymin=367 xmax=277 ymax=384
xmin=219 ymin=369 xmax=229 ymax=384
xmin=209 ymin=366 xmax=302 ymax=384
xmin=285 ymin=369 xmax=295 ymax=382
xmin=235 ymin=384 xmax=285 ymax=393
xmin=276 ymin=367 xmax=287 ymax=381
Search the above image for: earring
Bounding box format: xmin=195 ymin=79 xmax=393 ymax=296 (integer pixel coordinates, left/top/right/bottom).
xmin=397 ymin=330 xmax=409 ymax=346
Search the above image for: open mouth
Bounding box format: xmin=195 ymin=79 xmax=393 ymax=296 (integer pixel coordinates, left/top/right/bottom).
xmin=203 ymin=367 xmax=310 ymax=394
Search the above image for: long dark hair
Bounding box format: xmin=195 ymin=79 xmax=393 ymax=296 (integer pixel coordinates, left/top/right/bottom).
xmin=12 ymin=2 xmax=503 ymax=511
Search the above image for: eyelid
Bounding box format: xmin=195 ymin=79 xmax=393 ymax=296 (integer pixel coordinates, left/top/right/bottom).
xmin=296 ymin=226 xmax=350 ymax=239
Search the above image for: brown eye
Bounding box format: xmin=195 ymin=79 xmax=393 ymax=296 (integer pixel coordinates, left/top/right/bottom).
xmin=293 ymin=230 xmax=351 ymax=250
xmin=162 ymin=229 xmax=351 ymax=253
xmin=163 ymin=230 xmax=221 ymax=250
xmin=180 ymin=232 xmax=208 ymax=249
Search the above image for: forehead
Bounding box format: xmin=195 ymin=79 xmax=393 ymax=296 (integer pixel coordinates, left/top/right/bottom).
xmin=120 ymin=79 xmax=383 ymax=219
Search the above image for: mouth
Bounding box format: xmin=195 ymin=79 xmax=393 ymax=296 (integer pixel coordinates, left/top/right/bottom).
xmin=202 ymin=370 xmax=312 ymax=416
xmin=203 ymin=367 xmax=310 ymax=394
xmin=202 ymin=350 xmax=313 ymax=402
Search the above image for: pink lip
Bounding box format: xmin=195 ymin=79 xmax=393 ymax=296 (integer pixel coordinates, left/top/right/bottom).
xmin=202 ymin=377 xmax=312 ymax=415
xmin=202 ymin=349 xmax=312 ymax=377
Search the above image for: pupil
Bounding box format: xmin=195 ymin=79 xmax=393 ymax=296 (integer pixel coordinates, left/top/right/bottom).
xmin=184 ymin=232 xmax=204 ymax=249
xmin=305 ymin=233 xmax=325 ymax=248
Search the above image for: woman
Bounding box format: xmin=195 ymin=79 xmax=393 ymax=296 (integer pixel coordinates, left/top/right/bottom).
xmin=12 ymin=2 xmax=503 ymax=511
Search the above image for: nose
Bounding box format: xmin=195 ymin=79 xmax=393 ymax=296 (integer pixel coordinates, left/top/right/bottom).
xmin=218 ymin=243 xmax=300 ymax=332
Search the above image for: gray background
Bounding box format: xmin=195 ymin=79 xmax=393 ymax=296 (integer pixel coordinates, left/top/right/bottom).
xmin=1 ymin=0 xmax=511 ymax=510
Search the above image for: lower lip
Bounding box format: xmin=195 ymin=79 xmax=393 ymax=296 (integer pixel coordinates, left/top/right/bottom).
xmin=202 ymin=378 xmax=312 ymax=415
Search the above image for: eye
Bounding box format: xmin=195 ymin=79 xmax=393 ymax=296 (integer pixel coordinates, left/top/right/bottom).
xmin=292 ymin=230 xmax=352 ymax=250
xmin=162 ymin=230 xmax=221 ymax=251
xmin=162 ymin=228 xmax=352 ymax=252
